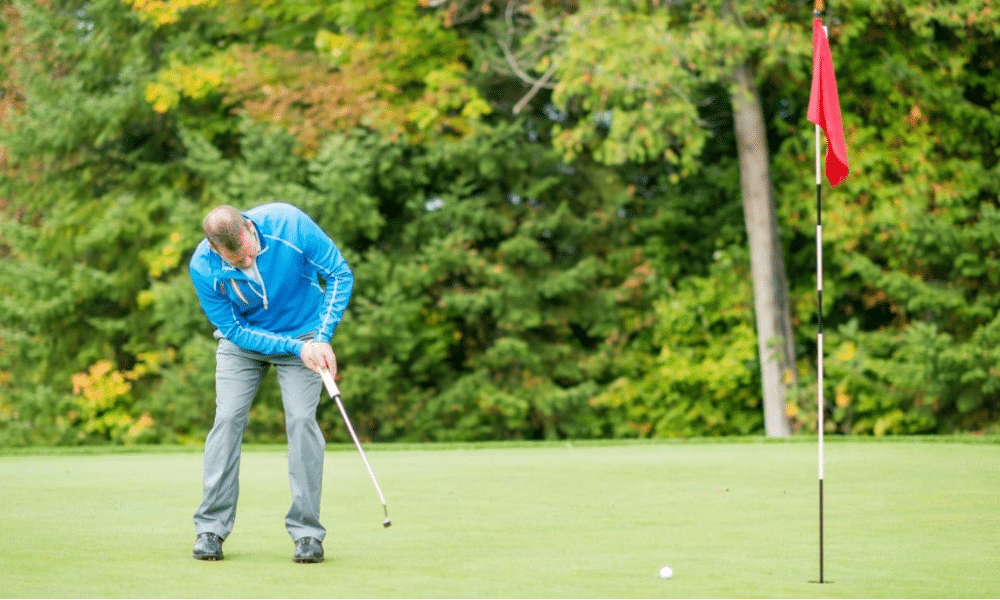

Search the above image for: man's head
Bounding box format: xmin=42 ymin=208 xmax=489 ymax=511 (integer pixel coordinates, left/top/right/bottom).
xmin=203 ymin=205 xmax=258 ymax=269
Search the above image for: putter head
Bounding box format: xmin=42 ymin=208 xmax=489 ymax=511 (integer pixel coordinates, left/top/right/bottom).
xmin=383 ymin=517 xmax=392 ymax=528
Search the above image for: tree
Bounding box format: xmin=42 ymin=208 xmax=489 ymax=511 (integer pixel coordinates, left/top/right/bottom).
xmin=772 ymin=0 xmax=1000 ymax=434
xmin=1 ymin=0 xmax=649 ymax=443
xmin=451 ymin=0 xmax=807 ymax=435
xmin=4 ymin=0 xmax=1000 ymax=445
xmin=730 ymin=59 xmax=794 ymax=436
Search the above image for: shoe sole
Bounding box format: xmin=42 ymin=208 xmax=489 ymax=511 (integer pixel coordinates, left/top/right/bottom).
xmin=193 ymin=553 xmax=223 ymax=561
xmin=293 ymin=557 xmax=324 ymax=564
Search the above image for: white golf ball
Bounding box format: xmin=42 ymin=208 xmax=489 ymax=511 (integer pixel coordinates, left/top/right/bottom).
xmin=659 ymin=566 xmax=673 ymax=579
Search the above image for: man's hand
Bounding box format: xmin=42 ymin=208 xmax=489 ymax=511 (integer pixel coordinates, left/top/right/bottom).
xmin=301 ymin=340 xmax=337 ymax=376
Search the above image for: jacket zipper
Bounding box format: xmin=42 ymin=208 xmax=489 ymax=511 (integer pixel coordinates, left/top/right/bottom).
xmin=228 ymin=277 xmax=269 ymax=310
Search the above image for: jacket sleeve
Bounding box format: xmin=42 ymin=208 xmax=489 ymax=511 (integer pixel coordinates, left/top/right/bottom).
xmin=297 ymin=213 xmax=354 ymax=344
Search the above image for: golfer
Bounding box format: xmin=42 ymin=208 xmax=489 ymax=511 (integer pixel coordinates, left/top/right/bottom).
xmin=188 ymin=202 xmax=353 ymax=563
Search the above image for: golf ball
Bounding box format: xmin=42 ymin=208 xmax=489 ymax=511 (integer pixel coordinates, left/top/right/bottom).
xmin=659 ymin=566 xmax=673 ymax=579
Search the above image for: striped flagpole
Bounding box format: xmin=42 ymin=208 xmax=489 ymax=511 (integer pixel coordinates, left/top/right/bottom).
xmin=810 ymin=0 xmax=850 ymax=582
xmin=815 ymin=1 xmax=827 ymax=584
xmin=815 ymin=114 xmax=825 ymax=584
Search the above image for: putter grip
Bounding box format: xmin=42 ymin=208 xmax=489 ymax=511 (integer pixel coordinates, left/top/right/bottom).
xmin=320 ymin=369 xmax=340 ymax=399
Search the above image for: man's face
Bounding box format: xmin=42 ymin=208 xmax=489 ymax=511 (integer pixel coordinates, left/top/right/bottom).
xmin=213 ymin=221 xmax=259 ymax=269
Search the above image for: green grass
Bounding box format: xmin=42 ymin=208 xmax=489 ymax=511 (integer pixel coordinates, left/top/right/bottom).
xmin=1 ymin=438 xmax=997 ymax=598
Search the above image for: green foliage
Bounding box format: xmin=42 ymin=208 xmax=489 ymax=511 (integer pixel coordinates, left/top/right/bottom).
xmin=772 ymin=0 xmax=1000 ymax=435
xmin=319 ymin=124 xmax=632 ymax=441
xmin=3 ymin=0 xmax=1000 ymax=446
xmin=593 ymin=249 xmax=763 ymax=438
xmin=810 ymin=315 xmax=1000 ymax=436
xmin=546 ymin=0 xmax=810 ymax=174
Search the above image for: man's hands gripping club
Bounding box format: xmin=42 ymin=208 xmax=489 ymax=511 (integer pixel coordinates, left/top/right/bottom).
xmin=300 ymin=340 xmax=336 ymax=376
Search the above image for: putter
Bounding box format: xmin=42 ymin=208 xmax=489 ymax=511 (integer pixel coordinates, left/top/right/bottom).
xmin=319 ymin=369 xmax=392 ymax=528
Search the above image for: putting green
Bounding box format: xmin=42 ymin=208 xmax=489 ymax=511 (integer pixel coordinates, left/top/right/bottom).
xmin=1 ymin=439 xmax=996 ymax=598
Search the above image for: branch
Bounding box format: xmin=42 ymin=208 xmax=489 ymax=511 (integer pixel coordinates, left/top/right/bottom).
xmin=513 ymin=59 xmax=557 ymax=115
xmin=497 ymin=2 xmax=541 ymax=84
xmin=495 ymin=0 xmax=558 ymax=115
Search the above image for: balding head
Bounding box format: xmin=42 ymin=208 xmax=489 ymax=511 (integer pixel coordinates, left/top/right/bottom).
xmin=203 ymin=205 xmax=249 ymax=253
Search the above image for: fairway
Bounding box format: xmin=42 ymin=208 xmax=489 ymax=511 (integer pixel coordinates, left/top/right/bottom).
xmin=1 ymin=439 xmax=997 ymax=598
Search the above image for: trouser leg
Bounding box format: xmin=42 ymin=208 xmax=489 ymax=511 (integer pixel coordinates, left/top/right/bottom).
xmin=275 ymin=358 xmax=326 ymax=541
xmin=193 ymin=339 xmax=268 ymax=539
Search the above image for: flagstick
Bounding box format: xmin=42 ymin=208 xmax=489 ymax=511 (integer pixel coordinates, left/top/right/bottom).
xmin=815 ymin=2 xmax=827 ymax=584
xmin=808 ymin=0 xmax=849 ymax=582
xmin=815 ymin=118 xmax=825 ymax=585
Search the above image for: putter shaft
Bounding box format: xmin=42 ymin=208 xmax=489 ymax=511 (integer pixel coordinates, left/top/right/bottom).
xmin=320 ymin=369 xmax=391 ymax=527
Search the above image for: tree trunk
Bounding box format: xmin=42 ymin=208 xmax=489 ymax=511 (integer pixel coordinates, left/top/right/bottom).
xmin=731 ymin=61 xmax=794 ymax=437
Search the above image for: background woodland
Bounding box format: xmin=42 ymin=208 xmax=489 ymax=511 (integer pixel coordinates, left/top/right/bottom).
xmin=1 ymin=0 xmax=999 ymax=445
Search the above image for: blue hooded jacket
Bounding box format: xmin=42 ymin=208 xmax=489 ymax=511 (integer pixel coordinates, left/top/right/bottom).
xmin=189 ymin=203 xmax=353 ymax=356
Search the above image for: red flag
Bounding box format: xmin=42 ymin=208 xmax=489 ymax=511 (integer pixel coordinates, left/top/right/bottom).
xmin=808 ymin=18 xmax=849 ymax=186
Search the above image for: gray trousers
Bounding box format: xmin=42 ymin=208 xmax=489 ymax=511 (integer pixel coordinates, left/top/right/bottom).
xmin=193 ymin=336 xmax=326 ymax=542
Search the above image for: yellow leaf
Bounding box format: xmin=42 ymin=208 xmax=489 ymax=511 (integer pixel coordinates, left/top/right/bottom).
xmin=90 ymin=360 xmax=114 ymax=378
xmin=837 ymin=341 xmax=857 ymax=362
xmin=136 ymin=290 xmax=155 ymax=310
xmin=71 ymin=372 xmax=89 ymax=395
